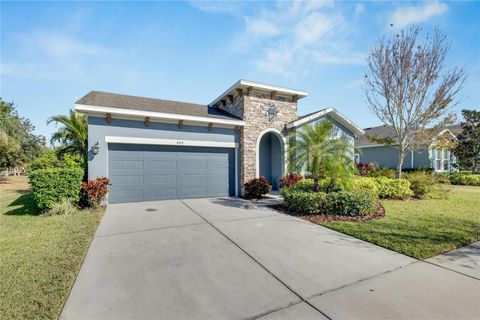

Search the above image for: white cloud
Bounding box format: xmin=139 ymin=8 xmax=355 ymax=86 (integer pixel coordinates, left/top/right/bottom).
xmin=389 ymin=1 xmax=449 ymax=29
xmin=226 ymin=1 xmax=363 ymax=79
xmin=354 ymin=3 xmax=365 ymax=15
xmin=188 ymin=1 xmax=241 ymax=15
xmin=3 ymin=30 xmax=110 ymax=82
xmin=245 ymin=18 xmax=280 ymax=37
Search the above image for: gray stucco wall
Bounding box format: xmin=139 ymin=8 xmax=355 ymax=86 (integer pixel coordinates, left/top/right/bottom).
xmin=356 ymin=146 xmax=432 ymax=169
xmin=87 ymin=116 xmax=240 ymax=192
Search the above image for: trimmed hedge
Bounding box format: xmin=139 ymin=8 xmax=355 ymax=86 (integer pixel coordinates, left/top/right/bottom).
xmin=373 ymin=177 xmax=413 ymax=199
xmin=404 ymin=171 xmax=436 ymax=198
xmin=351 ymin=177 xmax=379 ymax=198
xmin=448 ymin=173 xmax=480 ymax=186
xmin=28 ymin=167 xmax=84 ymax=210
xmin=281 ymin=188 xmax=377 ymax=216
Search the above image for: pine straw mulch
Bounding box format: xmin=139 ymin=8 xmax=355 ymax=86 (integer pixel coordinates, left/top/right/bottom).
xmin=268 ymin=203 xmax=385 ymax=222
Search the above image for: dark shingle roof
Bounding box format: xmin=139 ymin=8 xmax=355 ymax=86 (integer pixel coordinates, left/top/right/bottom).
xmin=355 ymin=124 xmax=462 ymax=148
xmin=355 ymin=125 xmax=397 ymax=148
xmin=76 ymin=91 xmax=241 ymax=121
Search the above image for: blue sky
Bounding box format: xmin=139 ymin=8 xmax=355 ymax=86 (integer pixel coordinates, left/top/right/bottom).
xmin=1 ymin=1 xmax=479 ymax=141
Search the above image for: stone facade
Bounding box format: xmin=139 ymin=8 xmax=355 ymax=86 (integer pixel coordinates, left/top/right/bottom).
xmin=220 ymin=91 xmax=298 ymax=194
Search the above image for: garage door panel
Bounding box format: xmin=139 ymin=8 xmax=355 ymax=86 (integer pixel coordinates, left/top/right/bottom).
xmin=109 ymin=189 xmax=144 ymax=203
xmin=108 ymin=144 xmax=234 ymax=203
xmin=144 ymin=174 xmax=177 ymax=186
xmin=110 ymin=175 xmax=144 ymax=186
xmin=144 ymin=188 xmax=177 ymax=200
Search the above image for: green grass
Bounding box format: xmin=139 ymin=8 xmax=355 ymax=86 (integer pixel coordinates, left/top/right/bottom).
xmin=318 ymin=185 xmax=480 ymax=259
xmin=0 ymin=176 xmax=103 ymax=319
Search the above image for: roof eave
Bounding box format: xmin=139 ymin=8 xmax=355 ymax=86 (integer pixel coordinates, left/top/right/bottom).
xmin=209 ymin=79 xmax=308 ymax=107
xmin=74 ymin=104 xmax=245 ymax=127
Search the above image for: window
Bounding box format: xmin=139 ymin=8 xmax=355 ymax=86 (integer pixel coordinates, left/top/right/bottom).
xmin=354 ymin=154 xmax=360 ymax=164
xmin=434 ymin=148 xmax=450 ymax=172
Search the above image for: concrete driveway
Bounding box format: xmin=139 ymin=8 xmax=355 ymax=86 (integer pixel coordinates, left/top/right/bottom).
xmin=61 ymin=198 xmax=480 ymax=320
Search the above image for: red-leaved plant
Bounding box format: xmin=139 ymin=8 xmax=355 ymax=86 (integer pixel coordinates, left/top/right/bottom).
xmin=80 ymin=177 xmax=110 ymax=208
xmin=280 ymin=172 xmax=303 ymax=188
xmin=356 ymin=162 xmax=377 ymax=177
xmin=244 ymin=176 xmax=271 ymax=199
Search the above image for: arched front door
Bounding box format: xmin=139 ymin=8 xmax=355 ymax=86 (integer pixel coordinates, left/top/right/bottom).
xmin=257 ymin=130 xmax=285 ymax=190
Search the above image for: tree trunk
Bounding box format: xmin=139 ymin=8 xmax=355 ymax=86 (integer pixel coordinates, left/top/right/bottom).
xmin=313 ymin=175 xmax=319 ymax=193
xmin=396 ymin=149 xmax=405 ymax=179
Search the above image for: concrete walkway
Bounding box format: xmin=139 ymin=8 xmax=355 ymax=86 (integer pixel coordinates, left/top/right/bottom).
xmin=61 ymin=198 xmax=480 ymax=320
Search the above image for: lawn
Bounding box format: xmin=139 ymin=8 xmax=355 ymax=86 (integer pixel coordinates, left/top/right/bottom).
xmin=0 ymin=176 xmax=103 ymax=319
xmin=318 ymin=185 xmax=480 ymax=259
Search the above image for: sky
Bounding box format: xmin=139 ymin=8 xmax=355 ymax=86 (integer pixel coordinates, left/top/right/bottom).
xmin=1 ymin=1 xmax=479 ymax=141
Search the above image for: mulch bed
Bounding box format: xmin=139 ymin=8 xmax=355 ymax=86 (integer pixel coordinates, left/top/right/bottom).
xmin=268 ymin=203 xmax=385 ymax=222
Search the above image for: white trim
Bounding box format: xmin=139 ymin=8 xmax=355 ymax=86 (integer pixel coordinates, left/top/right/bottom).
xmin=105 ymin=136 xmax=238 ymax=148
xmin=210 ymin=79 xmax=308 ymax=106
xmin=411 ymin=151 xmax=414 ymax=168
xmin=356 ymin=143 xmax=399 ymax=149
xmin=287 ymin=107 xmax=365 ymax=137
xmin=75 ymin=104 xmax=245 ymax=127
xmin=255 ymin=128 xmax=287 ymax=179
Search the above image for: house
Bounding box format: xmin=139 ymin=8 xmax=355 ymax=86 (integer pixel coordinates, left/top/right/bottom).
xmin=75 ymin=80 xmax=364 ymax=203
xmin=355 ymin=125 xmax=461 ymax=173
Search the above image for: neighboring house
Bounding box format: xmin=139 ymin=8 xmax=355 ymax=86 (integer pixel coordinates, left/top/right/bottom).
xmin=355 ymin=125 xmax=461 ymax=173
xmin=76 ymin=80 xmax=364 ymax=203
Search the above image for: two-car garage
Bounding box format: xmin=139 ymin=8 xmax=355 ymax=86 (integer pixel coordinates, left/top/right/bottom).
xmin=108 ymin=144 xmax=236 ymax=203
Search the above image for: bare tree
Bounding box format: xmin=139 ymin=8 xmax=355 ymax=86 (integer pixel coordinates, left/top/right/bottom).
xmin=364 ymin=25 xmax=466 ymax=178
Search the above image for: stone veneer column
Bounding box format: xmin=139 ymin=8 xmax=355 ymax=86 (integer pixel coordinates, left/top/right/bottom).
xmin=239 ymin=95 xmax=297 ymax=195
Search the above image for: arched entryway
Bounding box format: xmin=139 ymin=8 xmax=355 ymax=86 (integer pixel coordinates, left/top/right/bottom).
xmin=256 ymin=129 xmax=285 ymax=190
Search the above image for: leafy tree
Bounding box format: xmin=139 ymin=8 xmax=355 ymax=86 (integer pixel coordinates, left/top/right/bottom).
xmin=364 ymin=25 xmax=466 ymax=178
xmin=48 ymin=109 xmax=88 ymax=162
xmin=453 ymin=109 xmax=480 ymax=173
xmin=289 ymin=121 xmax=354 ymax=193
xmin=0 ymin=99 xmax=45 ymax=172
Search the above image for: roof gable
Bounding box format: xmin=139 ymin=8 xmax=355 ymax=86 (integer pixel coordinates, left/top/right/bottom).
xmin=287 ymin=108 xmax=365 ymax=137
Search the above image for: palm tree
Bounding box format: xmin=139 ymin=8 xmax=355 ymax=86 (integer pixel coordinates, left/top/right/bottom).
xmin=48 ymin=109 xmax=88 ymax=161
xmin=288 ymin=121 xmax=354 ymax=193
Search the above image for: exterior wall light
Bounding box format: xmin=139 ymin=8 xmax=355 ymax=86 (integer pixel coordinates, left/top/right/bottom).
xmin=91 ymin=142 xmax=100 ymax=155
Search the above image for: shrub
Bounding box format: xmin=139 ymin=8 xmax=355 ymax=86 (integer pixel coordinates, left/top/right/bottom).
xmin=374 ymin=177 xmax=413 ymax=199
xmin=80 ymin=177 xmax=110 ymax=208
xmin=287 ymin=179 xmax=315 ymax=192
xmin=434 ymin=173 xmax=450 ymax=184
xmin=44 ymin=199 xmax=78 ymax=216
xmin=367 ymin=167 xmax=396 ymax=179
xmin=244 ymin=176 xmax=271 ymax=199
xmin=28 ymin=151 xmax=62 ymax=171
xmin=448 ymin=173 xmax=480 ymax=186
xmin=281 ymin=188 xmax=377 ymax=216
xmin=351 ymin=177 xmax=379 ymax=198
xmin=28 ymin=167 xmax=84 ymax=210
xmin=404 ymin=171 xmax=436 ymax=198
xmin=281 ymin=188 xmax=325 ymax=214
xmin=280 ymin=172 xmax=303 ymax=188
xmin=356 ymin=162 xmax=377 ymax=176
xmin=322 ymin=190 xmax=377 ymax=216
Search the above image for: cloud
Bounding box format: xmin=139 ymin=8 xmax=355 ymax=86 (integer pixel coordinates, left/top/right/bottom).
xmin=226 ymin=1 xmax=364 ymax=79
xmin=389 ymin=1 xmax=448 ymax=29
xmin=188 ymin=1 xmax=242 ymax=15
xmin=354 ymin=3 xmax=365 ymax=15
xmin=2 ymin=30 xmax=111 ymax=83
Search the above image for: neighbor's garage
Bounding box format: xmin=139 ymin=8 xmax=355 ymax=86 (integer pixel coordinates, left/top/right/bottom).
xmin=108 ymin=144 xmax=235 ymax=203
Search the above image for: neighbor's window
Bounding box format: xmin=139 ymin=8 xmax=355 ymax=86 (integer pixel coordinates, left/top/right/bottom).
xmin=435 ymin=148 xmax=450 ymax=172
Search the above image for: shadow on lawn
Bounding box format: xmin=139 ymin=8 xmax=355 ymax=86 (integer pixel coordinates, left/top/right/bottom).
xmin=5 ymin=190 xmax=40 ymax=216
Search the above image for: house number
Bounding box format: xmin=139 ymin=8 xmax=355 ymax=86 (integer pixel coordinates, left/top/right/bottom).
xmin=176 ymin=141 xmax=184 ymax=145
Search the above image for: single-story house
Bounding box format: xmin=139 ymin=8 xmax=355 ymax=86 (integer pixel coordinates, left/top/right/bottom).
xmin=354 ymin=125 xmax=461 ymax=173
xmin=75 ymin=80 xmax=364 ymax=203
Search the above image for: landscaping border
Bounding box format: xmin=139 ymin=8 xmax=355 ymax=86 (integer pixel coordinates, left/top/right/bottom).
xmin=269 ymin=203 xmax=385 ymax=222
